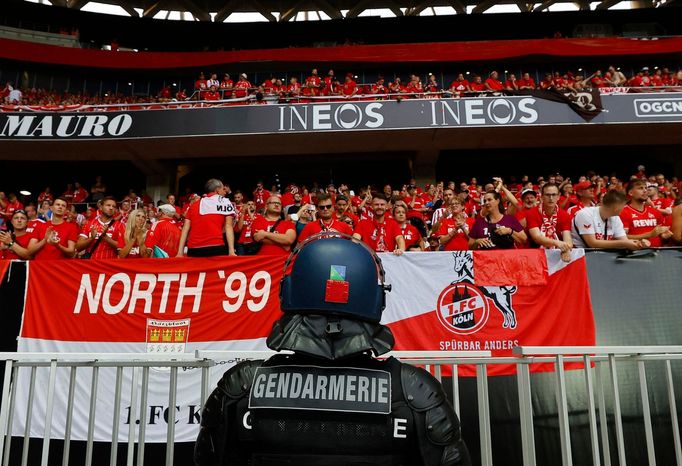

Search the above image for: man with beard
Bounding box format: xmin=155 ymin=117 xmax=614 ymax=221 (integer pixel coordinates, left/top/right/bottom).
xmin=525 ymin=183 xmax=573 ymax=262
xmin=76 ymin=196 xmax=122 ymax=259
xmin=31 ymin=198 xmax=79 ymax=260
xmin=353 ymin=194 xmax=405 ymax=255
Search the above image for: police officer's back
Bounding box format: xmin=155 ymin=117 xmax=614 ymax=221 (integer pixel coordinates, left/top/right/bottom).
xmin=195 ymin=234 xmax=471 ymax=466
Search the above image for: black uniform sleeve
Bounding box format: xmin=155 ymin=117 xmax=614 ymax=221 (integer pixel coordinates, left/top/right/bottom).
xmin=401 ymin=363 xmax=471 ymax=466
xmin=194 ymin=360 xmax=263 ymax=466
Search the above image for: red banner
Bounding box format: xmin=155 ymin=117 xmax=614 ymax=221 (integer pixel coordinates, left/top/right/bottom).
xmin=22 ymin=257 xmax=285 ymax=343
xmin=21 ymin=251 xmax=595 ymax=376
xmin=3 ymin=36 xmax=682 ymax=69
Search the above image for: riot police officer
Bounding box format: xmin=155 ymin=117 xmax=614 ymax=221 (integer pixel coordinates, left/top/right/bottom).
xmin=195 ymin=233 xmax=471 ymax=466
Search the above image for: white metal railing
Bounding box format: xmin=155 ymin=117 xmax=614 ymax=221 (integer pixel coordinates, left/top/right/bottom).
xmin=0 ymin=347 xmax=680 ymax=466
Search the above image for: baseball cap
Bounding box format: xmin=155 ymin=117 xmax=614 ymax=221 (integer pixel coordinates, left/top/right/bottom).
xmin=158 ymin=204 xmax=176 ymax=215
xmin=521 ymin=188 xmax=536 ymax=198
xmin=641 ymin=67 xmax=650 ymax=71
xmin=573 ymin=181 xmax=595 ymax=191
xmin=646 ymin=182 xmax=659 ymax=190
xmin=240 ymin=73 xmax=247 ymax=79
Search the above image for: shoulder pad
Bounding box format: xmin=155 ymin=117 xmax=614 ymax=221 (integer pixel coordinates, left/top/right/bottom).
xmin=425 ymin=403 xmax=459 ymax=445
xmin=217 ymin=360 xmax=264 ymax=399
xmin=401 ymin=363 xmax=446 ymax=412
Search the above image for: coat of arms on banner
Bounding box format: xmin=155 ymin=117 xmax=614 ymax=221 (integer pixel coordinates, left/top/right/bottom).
xmin=146 ymin=318 xmax=191 ymax=353
xmin=437 ymin=252 xmax=517 ymax=334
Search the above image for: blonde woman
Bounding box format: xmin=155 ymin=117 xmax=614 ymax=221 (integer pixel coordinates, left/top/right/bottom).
xmin=118 ymin=208 xmax=149 ymax=258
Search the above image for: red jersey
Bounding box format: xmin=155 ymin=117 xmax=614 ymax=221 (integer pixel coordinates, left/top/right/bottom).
xmin=450 ymin=80 xmax=469 ymax=92
xmin=437 ymin=217 xmax=475 ymax=251
xmin=34 ymin=220 xmax=79 ymax=260
xmin=298 ymin=219 xmax=353 ymax=243
xmin=79 ymin=217 xmax=122 ymax=260
xmin=517 ymin=78 xmax=536 ymax=89
xmin=184 ymin=194 xmax=235 ymax=249
xmin=525 ymin=206 xmax=571 ymax=246
xmin=117 ymin=233 xmax=144 ymax=258
xmin=620 ymin=204 xmax=664 ymax=247
xmin=287 ymin=82 xmax=301 ymax=95
xmin=73 ymin=187 xmax=88 ymax=203
xmin=252 ymin=189 xmax=271 ymax=211
xmin=237 ymin=215 xmax=256 ymax=244
xmin=234 ymin=80 xmax=252 ymax=98
xmin=469 ymin=82 xmax=486 ymax=92
xmin=651 ymin=198 xmax=674 ymax=226
xmin=353 ymin=218 xmax=402 ymax=252
xmin=304 ymin=76 xmax=321 ymax=96
xmin=3 ymin=200 xmax=24 ymax=222
xmin=485 ymin=78 xmax=504 ymax=91
xmin=195 ymin=79 xmax=208 ymax=91
xmin=342 ymin=80 xmax=357 ymax=96
xmin=398 ymin=223 xmax=421 ymax=249
xmin=1 ymin=232 xmax=33 ymax=260
xmin=220 ymin=79 xmax=233 ymax=90
xmin=250 ymin=216 xmax=296 ymax=256
xmin=144 ymin=218 xmax=180 ymax=256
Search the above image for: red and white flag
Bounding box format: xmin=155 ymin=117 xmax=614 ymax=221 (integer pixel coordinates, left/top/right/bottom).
xmin=382 ymin=249 xmax=595 ymax=375
xmin=17 ymin=257 xmax=284 ymax=442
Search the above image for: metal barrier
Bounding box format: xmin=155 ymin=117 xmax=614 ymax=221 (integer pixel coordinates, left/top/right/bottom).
xmin=0 ymin=347 xmax=680 ymax=466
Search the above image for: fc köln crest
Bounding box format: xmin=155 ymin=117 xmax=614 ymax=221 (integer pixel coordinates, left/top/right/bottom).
xmin=436 ymin=252 xmax=518 ymax=334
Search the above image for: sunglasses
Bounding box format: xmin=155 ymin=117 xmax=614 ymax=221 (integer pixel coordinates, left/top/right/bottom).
xmin=317 ymin=204 xmax=333 ymax=210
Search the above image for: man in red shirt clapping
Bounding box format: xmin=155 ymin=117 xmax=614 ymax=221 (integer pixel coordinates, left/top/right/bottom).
xmin=353 ymin=194 xmax=405 ymax=255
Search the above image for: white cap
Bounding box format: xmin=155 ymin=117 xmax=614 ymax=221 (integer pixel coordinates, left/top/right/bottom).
xmin=240 ymin=73 xmax=247 ymax=79
xmin=158 ymin=204 xmax=176 ymax=215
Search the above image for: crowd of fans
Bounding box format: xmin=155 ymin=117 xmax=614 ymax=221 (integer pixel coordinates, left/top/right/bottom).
xmin=1 ymin=166 xmax=681 ymax=261
xmin=2 ymin=65 xmax=682 ymax=108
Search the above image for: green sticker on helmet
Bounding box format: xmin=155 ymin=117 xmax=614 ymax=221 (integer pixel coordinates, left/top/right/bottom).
xmin=329 ymin=265 xmax=347 ymax=281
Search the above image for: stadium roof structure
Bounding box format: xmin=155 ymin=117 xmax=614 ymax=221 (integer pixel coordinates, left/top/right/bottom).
xmin=27 ymin=0 xmax=676 ymax=23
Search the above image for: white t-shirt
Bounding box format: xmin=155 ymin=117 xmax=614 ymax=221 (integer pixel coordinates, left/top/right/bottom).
xmin=571 ymin=206 xmax=626 ymax=248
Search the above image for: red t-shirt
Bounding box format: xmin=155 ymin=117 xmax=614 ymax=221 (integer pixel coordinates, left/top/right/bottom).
xmin=353 ymin=218 xmax=402 ymax=252
xmin=184 ymin=194 xmax=235 ymax=249
xmin=525 ymin=206 xmax=571 ymax=246
xmin=250 ymin=216 xmax=295 ymax=256
xmin=437 ymin=217 xmax=475 ymax=251
xmin=145 ymin=219 xmax=181 ymax=256
xmin=298 ymin=219 xmax=353 ymax=243
xmin=619 ymin=204 xmax=664 ymax=247
xmin=1 ymin=232 xmax=33 ymax=260
xmin=234 ymin=80 xmax=252 ymax=98
xmin=34 ymin=220 xmax=79 ymax=260
xmin=79 ymin=217 xmax=123 ymax=260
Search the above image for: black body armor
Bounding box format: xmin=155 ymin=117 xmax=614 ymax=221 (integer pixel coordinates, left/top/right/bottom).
xmin=195 ymin=352 xmax=470 ymax=466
